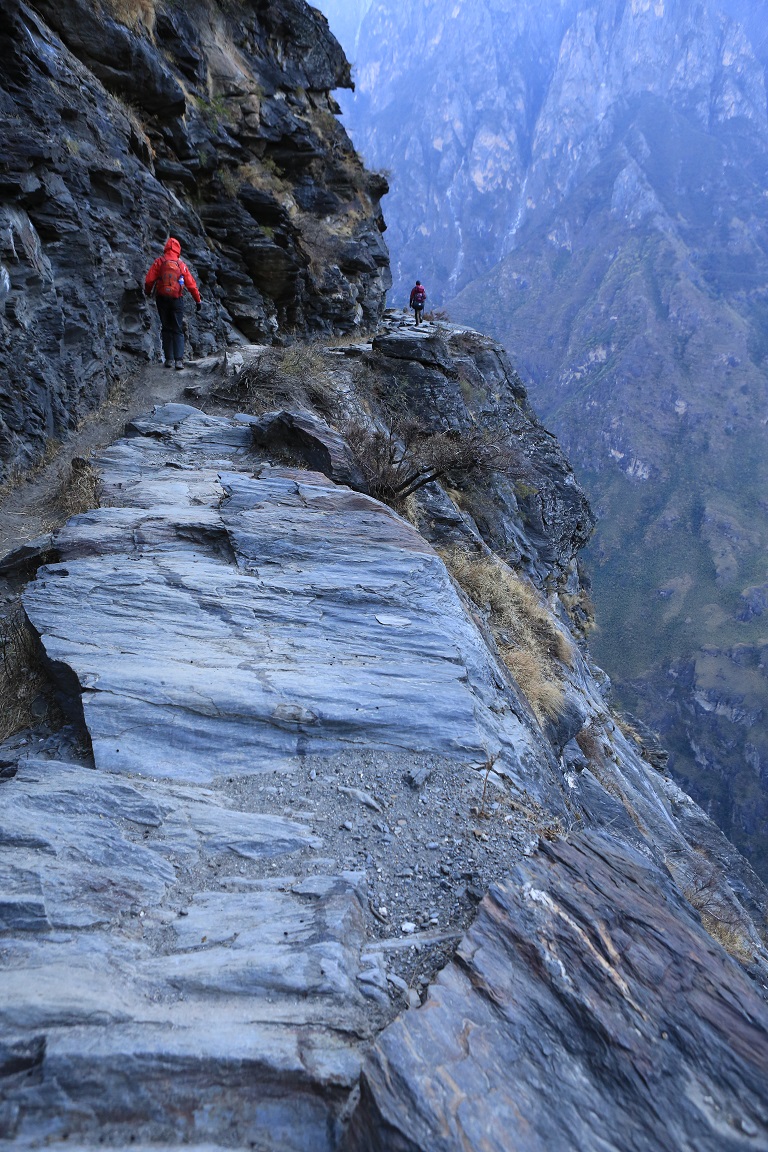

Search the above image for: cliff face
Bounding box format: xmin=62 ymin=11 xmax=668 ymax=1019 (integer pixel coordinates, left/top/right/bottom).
xmin=0 ymin=0 xmax=390 ymax=480
xmin=317 ymin=0 xmax=768 ymax=879
xmin=2 ymin=3 xmax=768 ymax=1147
xmin=1 ymin=318 xmax=767 ymax=1149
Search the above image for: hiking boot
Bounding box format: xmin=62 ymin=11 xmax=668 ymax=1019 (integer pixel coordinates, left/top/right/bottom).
xmin=164 ymin=359 xmax=173 ymax=369
xmin=175 ymin=360 xmax=184 ymax=371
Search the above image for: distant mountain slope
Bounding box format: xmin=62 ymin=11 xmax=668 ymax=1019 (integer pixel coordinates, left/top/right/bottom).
xmin=318 ymin=0 xmax=768 ymax=877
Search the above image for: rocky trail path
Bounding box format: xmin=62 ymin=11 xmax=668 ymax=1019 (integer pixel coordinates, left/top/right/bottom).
xmin=0 ymin=360 xmax=212 ymax=560
xmin=0 ymin=385 xmax=561 ymax=1148
xmin=2 ymin=327 xmax=768 ymax=1149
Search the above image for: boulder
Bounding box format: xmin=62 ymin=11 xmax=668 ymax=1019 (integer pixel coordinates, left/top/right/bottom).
xmin=247 ymin=409 xmax=368 ymax=491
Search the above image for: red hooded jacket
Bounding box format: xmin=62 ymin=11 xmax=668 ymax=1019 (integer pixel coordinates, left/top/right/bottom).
xmin=144 ymin=238 xmax=201 ymax=303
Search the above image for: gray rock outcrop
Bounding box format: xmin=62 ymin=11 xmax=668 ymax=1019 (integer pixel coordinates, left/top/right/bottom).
xmin=2 ymin=324 xmax=767 ymax=1148
xmin=0 ymin=0 xmax=390 ymax=480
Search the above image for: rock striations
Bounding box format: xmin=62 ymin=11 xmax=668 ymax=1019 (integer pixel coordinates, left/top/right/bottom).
xmin=0 ymin=0 xmax=390 ymax=480
xmin=1 ymin=320 xmax=768 ymax=1149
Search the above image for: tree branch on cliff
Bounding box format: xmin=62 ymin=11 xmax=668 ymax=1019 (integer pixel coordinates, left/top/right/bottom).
xmin=344 ymin=416 xmax=522 ymax=503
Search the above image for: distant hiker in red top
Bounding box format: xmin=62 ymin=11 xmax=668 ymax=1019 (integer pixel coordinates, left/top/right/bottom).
xmin=144 ymin=238 xmax=201 ymax=370
xmin=409 ymin=280 xmax=426 ymax=325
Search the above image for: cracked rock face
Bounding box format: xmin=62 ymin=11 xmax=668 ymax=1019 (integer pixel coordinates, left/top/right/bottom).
xmin=0 ymin=0 xmax=390 ymax=479
xmin=347 ymin=832 xmax=768 ymax=1152
xmin=2 ymin=382 xmax=767 ymax=1148
xmin=3 ymin=326 xmax=768 ymax=1148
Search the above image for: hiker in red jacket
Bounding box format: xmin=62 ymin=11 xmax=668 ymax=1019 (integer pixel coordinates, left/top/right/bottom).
xmin=144 ymin=237 xmax=202 ymax=370
xmin=409 ymin=280 xmax=426 ymax=325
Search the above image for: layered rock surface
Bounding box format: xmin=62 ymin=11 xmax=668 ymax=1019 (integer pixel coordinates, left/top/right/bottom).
xmin=2 ymin=324 xmax=768 ymax=1148
xmin=0 ymin=0 xmax=390 ymax=479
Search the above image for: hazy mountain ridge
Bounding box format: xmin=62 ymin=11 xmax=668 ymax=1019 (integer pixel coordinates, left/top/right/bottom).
xmin=318 ymin=0 xmax=768 ymax=876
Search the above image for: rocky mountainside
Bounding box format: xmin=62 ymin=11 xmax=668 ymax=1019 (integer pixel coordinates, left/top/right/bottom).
xmin=3 ymin=1 xmax=768 ymax=1146
xmin=1 ymin=319 xmax=767 ymax=1148
xmin=317 ymin=0 xmax=768 ymax=879
xmin=0 ymin=0 xmax=390 ymax=480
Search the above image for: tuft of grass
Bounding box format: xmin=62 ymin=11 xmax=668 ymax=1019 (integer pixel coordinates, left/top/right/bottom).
xmin=34 ymin=457 xmax=101 ymax=531
xmin=231 ymin=345 xmax=339 ymax=417
xmin=0 ymin=606 xmax=60 ymax=743
xmin=443 ymin=549 xmax=571 ymax=722
xmin=103 ymin=0 xmax=155 ymax=30
xmin=498 ymin=647 xmax=564 ymax=721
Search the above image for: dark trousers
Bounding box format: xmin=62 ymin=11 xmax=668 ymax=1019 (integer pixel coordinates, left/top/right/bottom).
xmin=156 ymin=295 xmax=185 ymax=362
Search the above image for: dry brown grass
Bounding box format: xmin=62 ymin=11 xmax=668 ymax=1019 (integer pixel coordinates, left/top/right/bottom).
xmin=103 ymin=0 xmax=156 ymax=31
xmin=34 ymin=457 xmax=101 ymax=532
xmin=443 ymin=549 xmax=572 ymax=723
xmin=0 ymin=605 xmax=60 ymax=743
xmin=231 ymin=345 xmax=339 ymax=417
xmin=680 ymin=853 xmax=758 ymax=965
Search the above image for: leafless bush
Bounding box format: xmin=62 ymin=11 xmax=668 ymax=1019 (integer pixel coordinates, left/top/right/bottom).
xmin=343 ymin=414 xmax=522 ymax=505
xmin=560 ymin=587 xmax=596 ymax=638
xmin=575 ymin=725 xmax=604 ymax=765
xmin=443 ymin=549 xmax=572 ymax=723
xmin=681 ymin=854 xmax=755 ymax=965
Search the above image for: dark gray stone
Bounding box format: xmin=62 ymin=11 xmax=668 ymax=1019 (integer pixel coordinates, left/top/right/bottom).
xmin=346 ymin=833 xmax=768 ymax=1152
xmin=249 ymin=409 xmax=368 ymax=491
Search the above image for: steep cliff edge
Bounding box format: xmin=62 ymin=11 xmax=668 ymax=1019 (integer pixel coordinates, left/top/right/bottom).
xmin=1 ymin=320 xmax=767 ymax=1149
xmin=0 ymin=0 xmax=390 ymax=480
xmin=317 ymin=0 xmax=768 ymax=883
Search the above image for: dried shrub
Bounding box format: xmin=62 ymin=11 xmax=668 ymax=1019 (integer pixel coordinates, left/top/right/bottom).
xmin=575 ymin=725 xmax=604 ymax=765
xmin=0 ymin=606 xmax=59 ymax=742
xmin=343 ymin=415 xmax=520 ymax=506
xmin=232 ymin=346 xmax=338 ymax=417
xmin=35 ymin=458 xmax=101 ymax=530
xmin=681 ymin=854 xmax=756 ymax=965
xmin=560 ymin=587 xmax=596 ymax=638
xmin=443 ymin=549 xmax=571 ymax=723
xmin=102 ymin=0 xmax=155 ymax=30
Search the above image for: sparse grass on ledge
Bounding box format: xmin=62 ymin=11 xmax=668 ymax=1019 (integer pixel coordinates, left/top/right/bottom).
xmin=443 ymin=549 xmax=572 ymax=723
xmin=102 ymin=0 xmax=156 ymax=31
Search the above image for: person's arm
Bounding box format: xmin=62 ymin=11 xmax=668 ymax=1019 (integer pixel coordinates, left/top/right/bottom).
xmin=144 ymin=258 xmax=161 ymax=296
xmin=181 ymin=262 xmax=202 ymax=306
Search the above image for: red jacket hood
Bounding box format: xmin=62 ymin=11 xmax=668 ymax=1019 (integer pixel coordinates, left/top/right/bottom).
xmin=163 ymin=238 xmax=182 ymax=258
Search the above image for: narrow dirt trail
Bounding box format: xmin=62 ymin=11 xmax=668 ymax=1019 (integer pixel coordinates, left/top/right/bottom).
xmin=0 ymin=359 xmax=220 ymax=560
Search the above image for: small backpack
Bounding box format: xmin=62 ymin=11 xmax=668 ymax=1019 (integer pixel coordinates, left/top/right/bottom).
xmin=157 ymin=257 xmax=184 ymax=298
xmin=414 ymin=286 xmax=426 ymax=305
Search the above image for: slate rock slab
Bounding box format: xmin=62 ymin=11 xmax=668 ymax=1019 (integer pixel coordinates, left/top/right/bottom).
xmin=346 ymin=832 xmax=768 ymax=1152
xmin=22 ymin=405 xmax=553 ymax=793
xmin=246 ymin=408 xmax=368 ymax=491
